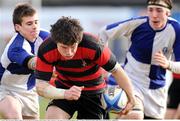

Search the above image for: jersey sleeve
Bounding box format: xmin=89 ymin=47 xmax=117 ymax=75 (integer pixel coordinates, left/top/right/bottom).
xmin=94 ymin=45 xmax=117 ymax=72
xmin=35 ymin=43 xmax=54 ymax=81
xmin=173 ymin=23 xmax=180 ymax=61
xmin=98 ymin=18 xmax=132 ymax=45
xmin=8 ymin=46 xmax=34 ymax=66
xmin=98 ymin=17 xmax=147 ymax=45
xmin=39 ymin=29 xmax=50 ymax=40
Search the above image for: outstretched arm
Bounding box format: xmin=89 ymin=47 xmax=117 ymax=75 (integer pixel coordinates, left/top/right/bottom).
xmin=27 ymin=57 xmax=37 ymax=70
xmin=111 ymin=64 xmax=135 ymax=115
xmin=36 ymin=79 xmax=84 ymax=100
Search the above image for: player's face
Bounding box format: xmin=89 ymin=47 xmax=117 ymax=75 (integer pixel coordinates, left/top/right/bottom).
xmin=15 ymin=13 xmax=40 ymax=42
xmin=57 ymin=42 xmax=78 ymax=60
xmin=147 ymin=6 xmax=170 ymax=30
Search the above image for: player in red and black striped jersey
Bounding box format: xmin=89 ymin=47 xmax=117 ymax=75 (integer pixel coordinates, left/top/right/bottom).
xmin=165 ymin=73 xmax=180 ymax=119
xmin=35 ymin=16 xmax=135 ymax=119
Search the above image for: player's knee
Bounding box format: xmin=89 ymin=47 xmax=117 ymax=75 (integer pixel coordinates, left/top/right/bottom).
xmin=4 ymin=110 xmax=22 ymax=119
xmin=117 ymin=110 xmax=144 ymax=119
xmin=128 ymin=110 xmax=144 ymax=119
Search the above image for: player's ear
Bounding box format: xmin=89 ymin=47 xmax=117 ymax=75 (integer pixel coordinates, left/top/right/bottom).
xmin=166 ymin=10 xmax=171 ymax=16
xmin=14 ymin=24 xmax=20 ymax=32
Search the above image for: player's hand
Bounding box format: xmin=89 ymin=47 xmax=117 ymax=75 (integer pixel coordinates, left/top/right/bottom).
xmin=119 ymin=95 xmax=135 ymax=116
xmin=153 ymin=50 xmax=169 ymax=69
xmin=64 ymin=86 xmax=84 ymax=100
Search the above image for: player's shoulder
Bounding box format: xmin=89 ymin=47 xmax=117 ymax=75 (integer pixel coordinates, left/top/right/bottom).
xmin=38 ymin=36 xmax=56 ymax=52
xmin=128 ymin=16 xmax=148 ymax=26
xmin=168 ymin=17 xmax=180 ymax=27
xmin=106 ymin=16 xmax=148 ymax=31
xmin=80 ymin=32 xmax=102 ymax=49
xmin=39 ymin=29 xmax=50 ymax=40
xmin=83 ymin=32 xmax=99 ymax=42
xmin=8 ymin=33 xmax=26 ymax=48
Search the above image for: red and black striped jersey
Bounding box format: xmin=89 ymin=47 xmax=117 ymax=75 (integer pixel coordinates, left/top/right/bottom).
xmin=173 ymin=73 xmax=180 ymax=79
xmin=35 ymin=33 xmax=117 ymax=94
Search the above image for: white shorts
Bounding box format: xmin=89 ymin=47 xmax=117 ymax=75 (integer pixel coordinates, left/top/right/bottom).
xmin=132 ymin=81 xmax=168 ymax=119
xmin=0 ymin=86 xmax=39 ymax=117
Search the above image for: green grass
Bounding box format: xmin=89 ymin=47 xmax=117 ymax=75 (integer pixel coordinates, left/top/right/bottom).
xmin=39 ymin=97 xmax=50 ymax=119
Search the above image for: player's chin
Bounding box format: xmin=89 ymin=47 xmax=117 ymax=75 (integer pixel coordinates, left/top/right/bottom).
xmin=64 ymin=56 xmax=74 ymax=60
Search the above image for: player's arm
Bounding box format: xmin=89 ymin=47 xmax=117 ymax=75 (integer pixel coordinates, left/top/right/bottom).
xmin=168 ymin=61 xmax=180 ymax=73
xmin=111 ymin=63 xmax=135 ymax=115
xmin=36 ymin=79 xmax=83 ymax=100
xmin=153 ymin=50 xmax=180 ymax=73
xmin=27 ymin=56 xmax=37 ymax=70
xmin=98 ymin=20 xmax=132 ymax=45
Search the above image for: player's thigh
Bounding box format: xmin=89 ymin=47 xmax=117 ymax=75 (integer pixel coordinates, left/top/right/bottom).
xmin=0 ymin=95 xmax=22 ymax=116
xmin=174 ymin=104 xmax=180 ymax=119
xmin=45 ymin=105 xmax=70 ymax=119
xmin=165 ymin=108 xmax=177 ymax=119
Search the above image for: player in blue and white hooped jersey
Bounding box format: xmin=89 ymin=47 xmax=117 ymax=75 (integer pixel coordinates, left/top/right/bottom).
xmin=99 ymin=0 xmax=180 ymax=119
xmin=0 ymin=3 xmax=49 ymax=119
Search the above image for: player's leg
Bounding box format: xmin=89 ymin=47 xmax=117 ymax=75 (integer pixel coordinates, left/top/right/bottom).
xmin=0 ymin=95 xmax=22 ymax=119
xmin=45 ymin=105 xmax=70 ymax=119
xmin=174 ymin=104 xmax=180 ymax=119
xmin=45 ymin=99 xmax=76 ymax=119
xmin=165 ymin=79 xmax=180 ymax=119
xmin=143 ymin=87 xmax=167 ymax=119
xmin=165 ymin=108 xmax=176 ymax=119
xmin=20 ymin=89 xmax=39 ymax=119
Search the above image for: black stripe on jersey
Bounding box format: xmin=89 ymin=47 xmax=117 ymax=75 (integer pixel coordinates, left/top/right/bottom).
xmin=39 ymin=37 xmax=56 ymax=54
xmin=38 ymin=37 xmax=57 ymax=64
xmin=7 ymin=63 xmax=33 ymax=74
xmin=79 ymin=34 xmax=103 ymax=61
xmin=79 ymin=34 xmax=99 ymax=49
xmin=56 ymin=64 xmax=99 ymax=77
xmin=56 ymin=76 xmax=104 ymax=87
xmin=56 ymin=59 xmax=92 ymax=68
xmin=102 ymin=54 xmax=117 ymax=71
xmin=23 ymin=55 xmax=34 ymax=69
xmin=54 ymin=79 xmax=105 ymax=95
xmin=35 ymin=70 xmax=52 ymax=81
xmin=81 ymin=89 xmax=104 ymax=95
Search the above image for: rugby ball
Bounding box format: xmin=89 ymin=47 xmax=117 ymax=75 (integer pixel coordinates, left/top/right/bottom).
xmin=101 ymin=75 xmax=128 ymax=113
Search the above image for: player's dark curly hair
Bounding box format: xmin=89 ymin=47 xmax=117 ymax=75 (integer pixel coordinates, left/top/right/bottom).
xmin=50 ymin=16 xmax=84 ymax=45
xmin=147 ymin=0 xmax=173 ymax=10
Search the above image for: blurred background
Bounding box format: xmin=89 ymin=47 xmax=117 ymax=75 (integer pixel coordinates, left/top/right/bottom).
xmin=0 ymin=0 xmax=180 ymax=62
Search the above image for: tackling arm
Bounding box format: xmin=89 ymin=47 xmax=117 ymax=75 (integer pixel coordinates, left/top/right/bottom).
xmin=27 ymin=57 xmax=37 ymax=70
xmin=111 ymin=63 xmax=135 ymax=114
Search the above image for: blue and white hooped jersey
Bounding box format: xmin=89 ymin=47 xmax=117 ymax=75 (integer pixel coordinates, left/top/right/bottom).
xmin=0 ymin=29 xmax=49 ymax=91
xmin=100 ymin=16 xmax=180 ymax=89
